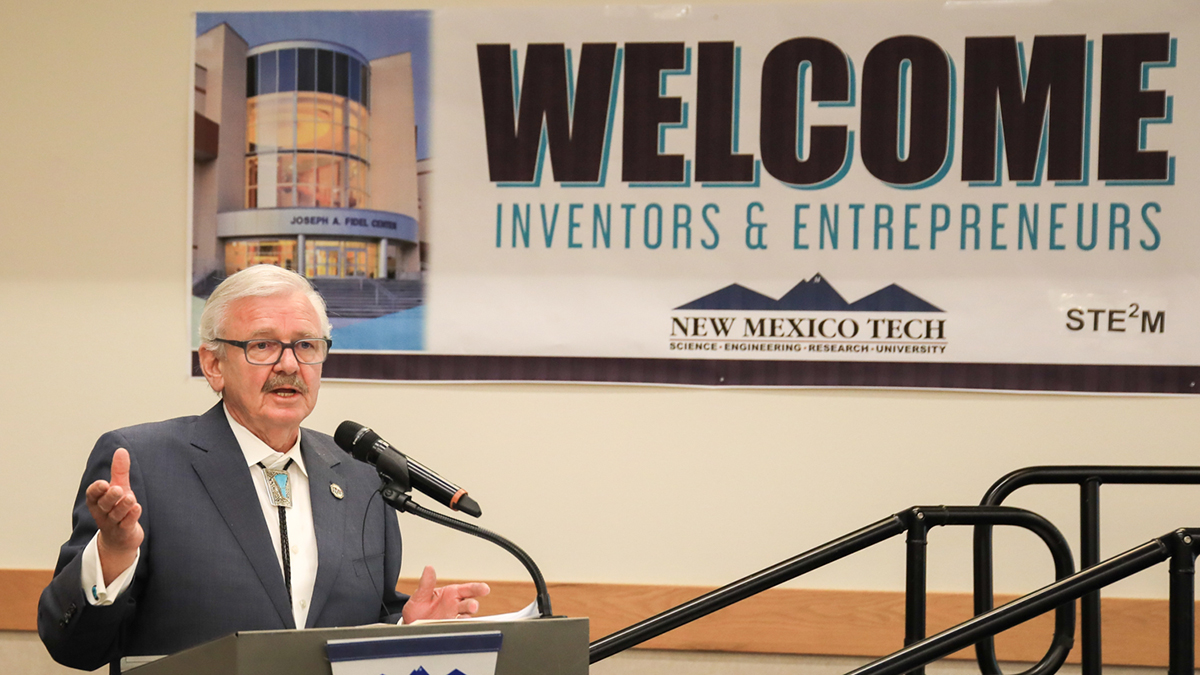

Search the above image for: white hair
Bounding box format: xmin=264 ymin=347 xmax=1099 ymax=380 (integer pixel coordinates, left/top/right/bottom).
xmin=198 ymin=265 xmax=331 ymax=355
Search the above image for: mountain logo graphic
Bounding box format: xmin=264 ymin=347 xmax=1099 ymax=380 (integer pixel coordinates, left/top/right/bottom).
xmin=408 ymin=668 xmax=468 ymax=675
xmin=676 ymin=274 xmax=942 ymax=312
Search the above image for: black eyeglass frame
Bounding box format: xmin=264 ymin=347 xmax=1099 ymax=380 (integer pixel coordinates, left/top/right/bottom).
xmin=212 ymin=337 xmax=334 ymax=366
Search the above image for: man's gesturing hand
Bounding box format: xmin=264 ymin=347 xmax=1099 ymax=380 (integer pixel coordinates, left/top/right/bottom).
xmin=85 ymin=447 xmax=144 ymax=585
xmin=401 ymin=566 xmax=491 ymax=623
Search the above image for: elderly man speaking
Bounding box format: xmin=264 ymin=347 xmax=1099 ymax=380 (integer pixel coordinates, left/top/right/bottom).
xmin=39 ymin=265 xmax=488 ymax=672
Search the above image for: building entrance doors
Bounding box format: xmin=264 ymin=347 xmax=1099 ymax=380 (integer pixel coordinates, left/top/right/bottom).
xmin=344 ymin=246 xmax=368 ymax=277
xmin=305 ymin=240 xmax=376 ymax=278
xmin=311 ymin=245 xmax=343 ymax=277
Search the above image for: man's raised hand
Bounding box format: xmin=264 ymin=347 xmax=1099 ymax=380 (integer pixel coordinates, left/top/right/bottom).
xmin=401 ymin=566 xmax=491 ymax=623
xmin=84 ymin=447 xmax=144 ymax=584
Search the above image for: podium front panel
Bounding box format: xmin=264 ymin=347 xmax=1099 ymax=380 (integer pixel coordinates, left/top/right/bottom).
xmin=127 ymin=617 xmax=588 ymax=675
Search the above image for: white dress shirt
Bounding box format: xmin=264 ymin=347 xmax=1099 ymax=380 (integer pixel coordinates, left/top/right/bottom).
xmin=82 ymin=408 xmax=321 ymax=629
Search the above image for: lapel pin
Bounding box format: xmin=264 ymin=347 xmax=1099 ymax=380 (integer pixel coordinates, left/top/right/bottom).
xmin=330 ymin=483 xmax=345 ymax=500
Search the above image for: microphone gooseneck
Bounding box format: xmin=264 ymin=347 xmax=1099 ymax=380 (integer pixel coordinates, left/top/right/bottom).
xmin=334 ymin=420 xmax=553 ymax=618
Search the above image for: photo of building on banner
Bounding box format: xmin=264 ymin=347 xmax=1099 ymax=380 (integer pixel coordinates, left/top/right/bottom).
xmin=189 ymin=2 xmax=1199 ymax=392
xmin=192 ymin=12 xmax=430 ymax=352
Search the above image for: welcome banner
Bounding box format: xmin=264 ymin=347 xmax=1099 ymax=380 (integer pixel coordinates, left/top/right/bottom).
xmin=191 ymin=0 xmax=1200 ymax=392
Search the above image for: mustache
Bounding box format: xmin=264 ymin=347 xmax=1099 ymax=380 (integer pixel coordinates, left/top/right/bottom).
xmin=262 ymin=373 xmax=309 ymax=395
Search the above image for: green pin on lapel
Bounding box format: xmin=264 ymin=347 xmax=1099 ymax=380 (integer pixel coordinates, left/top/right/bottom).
xmin=330 ymin=483 xmax=344 ymax=500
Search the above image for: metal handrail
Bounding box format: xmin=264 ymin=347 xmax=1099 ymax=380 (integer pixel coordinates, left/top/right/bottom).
xmin=588 ymin=505 xmax=1073 ymax=664
xmin=973 ymin=466 xmax=1200 ymax=675
xmin=856 ymin=528 xmax=1199 ymax=675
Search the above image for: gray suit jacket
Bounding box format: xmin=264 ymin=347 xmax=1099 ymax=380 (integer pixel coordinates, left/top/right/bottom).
xmin=38 ymin=403 xmax=406 ymax=672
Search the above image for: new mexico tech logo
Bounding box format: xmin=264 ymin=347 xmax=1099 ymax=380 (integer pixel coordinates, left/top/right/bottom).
xmin=670 ymin=274 xmax=948 ymax=356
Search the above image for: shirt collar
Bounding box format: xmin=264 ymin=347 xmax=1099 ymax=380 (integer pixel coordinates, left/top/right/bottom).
xmin=223 ymin=404 xmax=308 ymax=477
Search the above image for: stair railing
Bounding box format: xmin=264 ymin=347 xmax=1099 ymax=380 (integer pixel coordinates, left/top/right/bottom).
xmin=590 ymin=466 xmax=1200 ymax=675
xmin=973 ymin=466 xmax=1200 ymax=675
xmin=588 ymin=505 xmax=1074 ymax=665
xmin=854 ymin=528 xmax=1198 ymax=675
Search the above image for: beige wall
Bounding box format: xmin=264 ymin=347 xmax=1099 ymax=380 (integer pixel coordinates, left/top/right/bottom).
xmin=2 ymin=0 xmax=1198 ymax=673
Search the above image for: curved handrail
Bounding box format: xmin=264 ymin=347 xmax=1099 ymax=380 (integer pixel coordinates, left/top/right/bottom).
xmin=913 ymin=507 xmax=1075 ymax=675
xmin=973 ymin=466 xmax=1200 ymax=675
xmin=589 ymin=505 xmax=1072 ymax=664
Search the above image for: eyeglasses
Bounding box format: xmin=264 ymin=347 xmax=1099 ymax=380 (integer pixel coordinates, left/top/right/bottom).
xmin=213 ymin=338 xmax=333 ymax=365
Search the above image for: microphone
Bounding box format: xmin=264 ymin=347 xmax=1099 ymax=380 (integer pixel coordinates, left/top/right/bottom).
xmin=334 ymin=421 xmax=482 ymax=518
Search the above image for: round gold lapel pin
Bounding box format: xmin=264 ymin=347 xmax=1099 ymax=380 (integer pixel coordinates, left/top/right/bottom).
xmin=330 ymin=483 xmax=345 ymax=500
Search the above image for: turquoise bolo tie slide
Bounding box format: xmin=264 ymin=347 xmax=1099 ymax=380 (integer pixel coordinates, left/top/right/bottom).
xmin=262 ymin=466 xmax=292 ymax=508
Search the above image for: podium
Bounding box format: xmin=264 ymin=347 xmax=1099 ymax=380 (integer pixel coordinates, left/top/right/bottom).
xmin=123 ymin=617 xmax=589 ymax=675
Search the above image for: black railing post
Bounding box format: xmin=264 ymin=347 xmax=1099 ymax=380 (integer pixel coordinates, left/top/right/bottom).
xmin=905 ymin=509 xmax=929 ymax=675
xmin=1168 ymin=529 xmax=1196 ymax=675
xmin=1080 ymin=478 xmax=1103 ymax=675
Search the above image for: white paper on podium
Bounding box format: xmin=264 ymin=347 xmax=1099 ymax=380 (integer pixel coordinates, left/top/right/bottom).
xmin=409 ymin=600 xmax=540 ymax=625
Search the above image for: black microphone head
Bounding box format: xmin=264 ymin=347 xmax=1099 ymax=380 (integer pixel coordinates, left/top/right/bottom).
xmin=335 ymin=421 xmax=378 ymax=462
xmin=455 ymin=493 xmax=482 ymax=518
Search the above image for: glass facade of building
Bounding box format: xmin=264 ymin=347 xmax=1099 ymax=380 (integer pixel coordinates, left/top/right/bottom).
xmin=225 ymin=41 xmax=398 ymax=279
xmin=245 ymin=45 xmax=371 ymax=210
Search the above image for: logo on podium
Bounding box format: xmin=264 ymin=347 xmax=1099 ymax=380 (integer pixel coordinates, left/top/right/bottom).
xmin=327 ymin=631 xmax=503 ymax=675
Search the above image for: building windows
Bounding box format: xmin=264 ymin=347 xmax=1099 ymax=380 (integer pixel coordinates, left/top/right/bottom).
xmin=211 ymin=39 xmax=413 ymax=281
xmin=246 ymin=46 xmax=370 ymax=210
xmin=225 ymin=238 xmax=397 ymax=279
xmin=225 ymin=239 xmax=299 ymax=275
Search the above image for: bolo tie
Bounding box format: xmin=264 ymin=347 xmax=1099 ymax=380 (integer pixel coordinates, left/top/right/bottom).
xmin=259 ymin=459 xmax=295 ymax=604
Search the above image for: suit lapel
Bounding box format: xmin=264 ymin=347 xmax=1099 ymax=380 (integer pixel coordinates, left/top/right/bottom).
xmin=189 ymin=403 xmax=295 ymax=629
xmin=303 ymin=435 xmax=347 ymax=627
